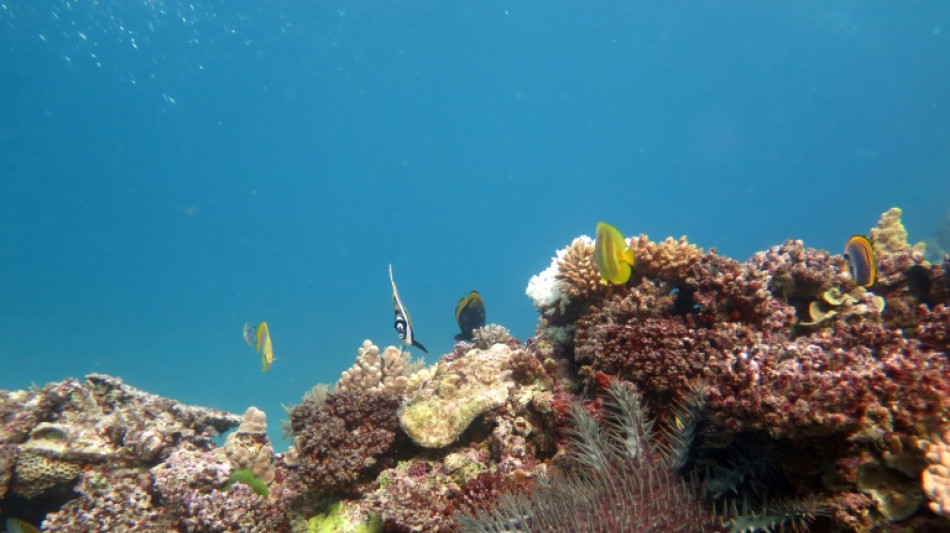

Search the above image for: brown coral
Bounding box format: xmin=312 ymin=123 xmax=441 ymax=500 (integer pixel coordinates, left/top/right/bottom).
xmin=288 ymin=389 xmax=401 ymax=496
xmin=555 ymin=237 xmax=608 ymax=305
xmin=630 ymin=234 xmax=704 ymax=284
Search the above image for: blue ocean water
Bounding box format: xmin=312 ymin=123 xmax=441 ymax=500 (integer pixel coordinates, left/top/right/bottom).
xmin=1 ymin=1 xmax=948 ymax=448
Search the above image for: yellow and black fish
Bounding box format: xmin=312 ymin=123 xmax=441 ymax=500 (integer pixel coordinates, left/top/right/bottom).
xmin=594 ymin=221 xmax=636 ymax=285
xmin=389 ymin=264 xmax=428 ymax=353
xmin=242 ymin=321 xmax=274 ymax=372
xmin=844 ymin=235 xmax=876 ymax=287
xmin=6 ymin=518 xmax=41 ymax=533
xmin=454 ymin=291 xmax=486 ymax=341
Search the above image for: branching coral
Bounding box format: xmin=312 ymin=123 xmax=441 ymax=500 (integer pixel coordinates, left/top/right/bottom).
xmin=630 ymin=234 xmax=704 ymax=284
xmin=288 ymin=390 xmax=401 ymax=496
xmin=554 ymin=237 xmax=608 ymax=306
xmin=526 ymin=236 xmax=592 ymax=322
xmin=366 ymin=460 xmax=464 ymax=533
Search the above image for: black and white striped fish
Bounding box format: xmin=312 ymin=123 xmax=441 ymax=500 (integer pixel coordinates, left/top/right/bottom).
xmin=388 ymin=264 xmax=428 ymax=353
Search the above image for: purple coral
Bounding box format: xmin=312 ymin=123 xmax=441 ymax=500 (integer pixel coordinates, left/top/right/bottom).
xmin=288 ymin=390 xmax=401 ymax=497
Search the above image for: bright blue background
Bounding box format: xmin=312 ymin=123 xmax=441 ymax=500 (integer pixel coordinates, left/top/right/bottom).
xmin=2 ymin=1 xmax=949 ymax=447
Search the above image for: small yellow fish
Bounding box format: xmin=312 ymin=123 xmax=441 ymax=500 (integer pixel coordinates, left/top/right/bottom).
xmin=594 ymin=222 xmax=636 ymax=285
xmin=454 ymin=291 xmax=486 ymax=341
xmin=6 ymin=518 xmax=41 ymax=533
xmin=242 ymin=321 xmax=274 ymax=371
xmin=844 ymin=234 xmax=876 ymax=287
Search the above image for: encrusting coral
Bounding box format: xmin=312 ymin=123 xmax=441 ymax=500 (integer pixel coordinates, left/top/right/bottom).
xmin=399 ymin=343 xmax=518 ymax=448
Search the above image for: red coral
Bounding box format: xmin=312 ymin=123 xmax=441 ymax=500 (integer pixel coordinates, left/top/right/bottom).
xmin=572 ymin=243 xmax=950 ymax=441
xmin=575 ymin=311 xmax=737 ymax=404
xmin=288 ymin=390 xmax=400 ymax=497
xmin=707 ymin=325 xmax=950 ymax=438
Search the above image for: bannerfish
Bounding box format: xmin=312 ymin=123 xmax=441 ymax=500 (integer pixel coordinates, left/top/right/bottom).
xmin=594 ymin=221 xmax=636 ymax=285
xmin=6 ymin=518 xmax=41 ymax=533
xmin=242 ymin=321 xmax=274 ymax=372
xmin=389 ymin=264 xmax=428 ymax=353
xmin=454 ymin=291 xmax=486 ymax=341
xmin=844 ymin=234 xmax=876 ymax=287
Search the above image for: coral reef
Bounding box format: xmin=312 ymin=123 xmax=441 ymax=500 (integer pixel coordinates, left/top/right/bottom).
xmin=4 ymin=206 xmax=950 ymax=533
xmin=530 ymin=209 xmax=950 ymax=531
xmin=870 ymin=207 xmax=927 ymax=288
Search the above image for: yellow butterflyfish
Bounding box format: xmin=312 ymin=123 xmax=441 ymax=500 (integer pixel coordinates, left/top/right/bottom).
xmin=594 ymin=221 xmax=636 ymax=285
xmin=242 ymin=321 xmax=274 ymax=371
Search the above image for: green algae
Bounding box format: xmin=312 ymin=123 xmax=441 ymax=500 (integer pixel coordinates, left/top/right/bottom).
xmin=225 ymin=469 xmax=269 ymax=498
